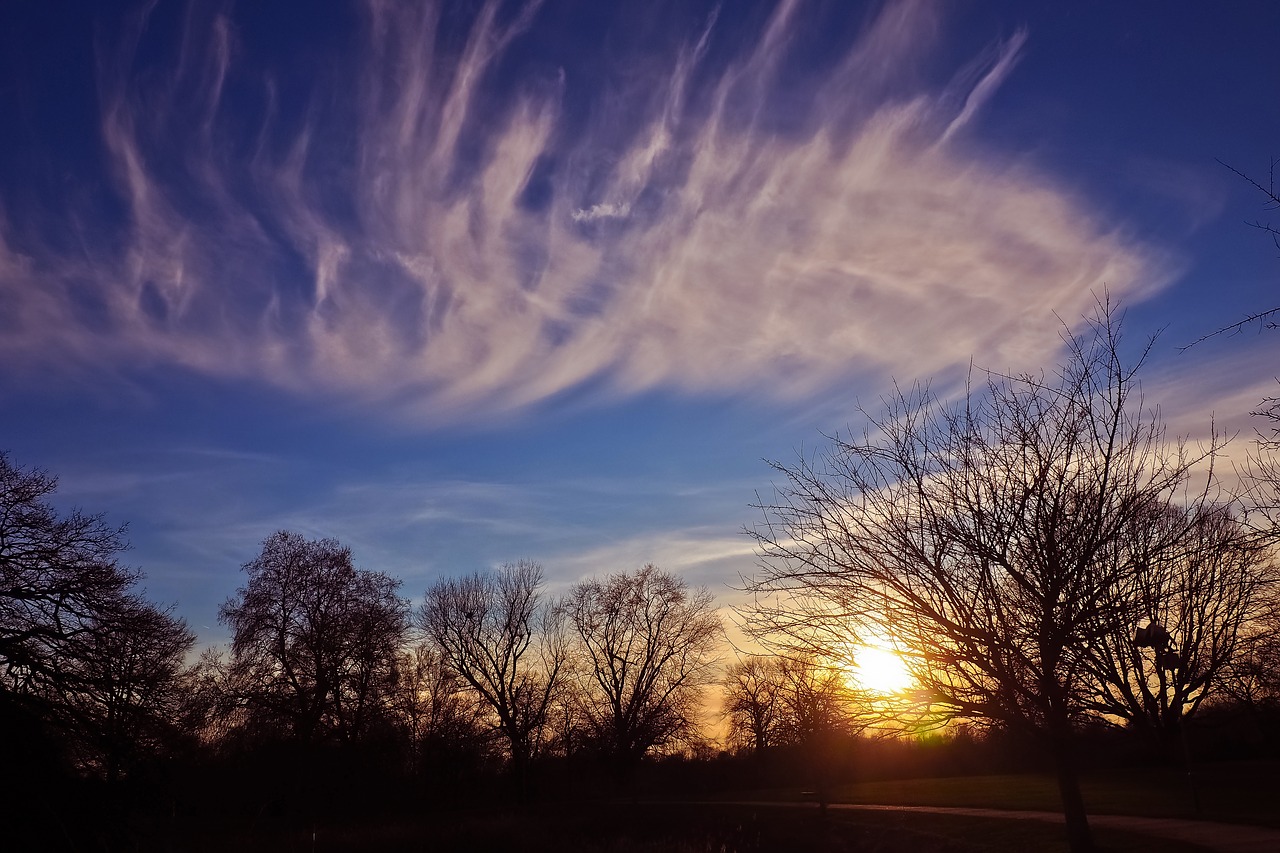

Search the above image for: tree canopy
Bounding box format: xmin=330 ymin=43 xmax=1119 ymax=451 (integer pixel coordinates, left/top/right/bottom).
xmin=0 ymin=451 xmax=194 ymax=780
xmin=418 ymin=560 xmax=566 ymax=782
xmin=219 ymin=531 xmax=409 ymax=744
xmin=563 ymin=564 xmax=722 ymax=771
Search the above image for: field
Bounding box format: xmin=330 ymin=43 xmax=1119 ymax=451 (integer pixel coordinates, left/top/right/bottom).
xmin=60 ymin=761 xmax=1280 ymax=852
xmin=173 ymin=801 xmax=1214 ymax=853
xmin=155 ymin=763 xmax=1280 ymax=853
xmin=827 ymin=761 xmax=1280 ymax=827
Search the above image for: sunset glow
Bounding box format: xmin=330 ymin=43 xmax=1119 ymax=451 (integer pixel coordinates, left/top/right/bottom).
xmin=848 ymin=644 xmax=914 ymax=695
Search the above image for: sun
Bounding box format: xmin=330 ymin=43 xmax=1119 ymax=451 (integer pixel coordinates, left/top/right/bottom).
xmin=848 ymin=643 xmax=914 ymax=694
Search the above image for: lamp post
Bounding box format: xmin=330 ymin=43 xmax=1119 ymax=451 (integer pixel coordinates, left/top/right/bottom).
xmin=1134 ymin=621 xmax=1200 ymax=814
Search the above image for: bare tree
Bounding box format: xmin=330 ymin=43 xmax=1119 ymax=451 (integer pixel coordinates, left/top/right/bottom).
xmin=180 ymin=646 xmax=246 ymax=747
xmin=722 ymin=656 xmax=782 ymax=753
xmin=1181 ymin=159 xmax=1280 ymax=348
xmin=418 ymin=560 xmax=565 ymax=784
xmin=745 ymin=308 xmax=1219 ymax=853
xmin=563 ymin=565 xmax=722 ymax=772
xmin=387 ymin=641 xmax=493 ymax=776
xmin=0 ymin=452 xmax=137 ymax=699
xmin=59 ymin=599 xmax=195 ymax=781
xmin=1240 ymin=388 xmax=1280 ymax=547
xmin=219 ymin=531 xmax=409 ymax=744
xmin=1222 ymin=604 xmax=1280 ymax=715
xmin=543 ymin=685 xmax=590 ymax=758
xmin=773 ymin=653 xmax=857 ymax=745
xmin=338 ymin=568 xmax=413 ymax=739
xmin=1188 ymin=157 xmax=1280 ymax=553
xmin=0 ymin=452 xmax=195 ymax=779
xmin=1081 ymin=504 xmax=1276 ymax=754
xmin=723 ymin=652 xmax=856 ymax=753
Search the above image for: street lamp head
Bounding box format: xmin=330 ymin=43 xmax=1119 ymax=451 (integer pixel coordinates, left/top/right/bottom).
xmin=1134 ymin=622 xmax=1171 ymax=650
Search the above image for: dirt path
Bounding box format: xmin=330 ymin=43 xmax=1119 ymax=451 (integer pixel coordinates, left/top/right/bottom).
xmin=825 ymin=804 xmax=1280 ymax=853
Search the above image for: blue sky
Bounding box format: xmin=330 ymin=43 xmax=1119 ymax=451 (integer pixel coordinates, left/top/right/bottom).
xmin=2 ymin=0 xmax=1277 ymax=645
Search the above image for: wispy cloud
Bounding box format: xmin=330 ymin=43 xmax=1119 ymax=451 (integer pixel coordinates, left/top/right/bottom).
xmin=553 ymin=528 xmax=758 ymax=585
xmin=0 ymin=0 xmax=1174 ymax=420
xmin=940 ymin=27 xmax=1027 ymax=143
xmin=571 ymin=202 xmax=632 ymax=223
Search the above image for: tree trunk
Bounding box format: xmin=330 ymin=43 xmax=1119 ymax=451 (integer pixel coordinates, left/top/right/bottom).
xmin=1164 ymin=715 xmax=1201 ymax=814
xmin=1048 ymin=716 xmax=1093 ymax=853
xmin=509 ymin=737 xmax=530 ymax=800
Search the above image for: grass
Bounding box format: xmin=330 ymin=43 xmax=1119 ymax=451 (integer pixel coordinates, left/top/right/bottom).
xmin=820 ymin=807 xmax=1211 ymax=853
xmin=822 ymin=761 xmax=1280 ymax=826
xmin=62 ymin=762 xmax=1278 ymax=851
xmin=172 ymin=802 xmax=1213 ymax=853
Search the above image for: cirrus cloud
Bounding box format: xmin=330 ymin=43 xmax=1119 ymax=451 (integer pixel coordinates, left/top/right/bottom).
xmin=0 ymin=0 xmax=1176 ymax=421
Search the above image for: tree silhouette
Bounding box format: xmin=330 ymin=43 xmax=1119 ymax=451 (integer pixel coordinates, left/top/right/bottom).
xmin=723 ymin=652 xmax=861 ymax=754
xmin=1222 ymin=603 xmax=1280 ymax=721
xmin=418 ymin=560 xmax=566 ymax=787
xmin=219 ymin=531 xmax=409 ymax=744
xmin=387 ymin=641 xmax=494 ymax=780
xmin=723 ymin=656 xmax=782 ymax=753
xmin=772 ymin=653 xmax=857 ymax=746
xmin=563 ymin=565 xmax=721 ymax=775
xmin=1 ymin=452 xmax=137 ymax=700
xmin=0 ymin=451 xmax=193 ymax=779
xmin=58 ymin=598 xmax=194 ymax=781
xmin=745 ymin=307 xmax=1222 ymax=853
xmin=1081 ymin=504 xmax=1276 ymax=756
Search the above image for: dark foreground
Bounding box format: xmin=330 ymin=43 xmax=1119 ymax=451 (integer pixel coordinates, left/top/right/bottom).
xmin=54 ymin=801 xmax=1217 ymax=853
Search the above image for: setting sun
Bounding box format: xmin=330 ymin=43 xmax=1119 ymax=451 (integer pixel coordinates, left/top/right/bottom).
xmin=849 ymin=644 xmax=914 ymax=694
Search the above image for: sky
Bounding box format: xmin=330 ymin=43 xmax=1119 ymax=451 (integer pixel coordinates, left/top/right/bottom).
xmin=2 ymin=0 xmax=1277 ymax=648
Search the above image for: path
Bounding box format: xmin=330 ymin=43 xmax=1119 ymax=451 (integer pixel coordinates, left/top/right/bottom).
xmin=719 ymin=801 xmax=1280 ymax=853
xmin=836 ymin=803 xmax=1280 ymax=852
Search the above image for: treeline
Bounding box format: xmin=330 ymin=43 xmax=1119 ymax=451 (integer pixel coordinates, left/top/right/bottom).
xmin=196 ymin=533 xmax=722 ymax=787
xmin=2 ymin=451 xmax=731 ymax=845
xmin=4 ymin=438 xmax=1280 ymax=848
